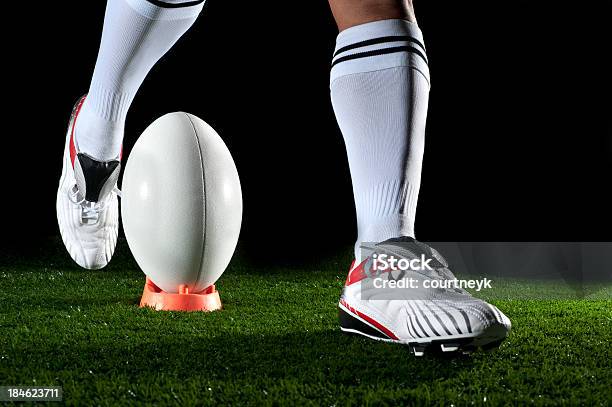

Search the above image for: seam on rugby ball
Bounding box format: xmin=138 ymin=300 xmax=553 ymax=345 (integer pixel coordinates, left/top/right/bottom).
xmin=183 ymin=112 xmax=207 ymax=290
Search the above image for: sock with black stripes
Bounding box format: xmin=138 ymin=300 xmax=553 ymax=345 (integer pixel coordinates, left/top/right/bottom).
xmin=74 ymin=0 xmax=205 ymax=161
xmin=330 ymin=19 xmax=431 ymax=261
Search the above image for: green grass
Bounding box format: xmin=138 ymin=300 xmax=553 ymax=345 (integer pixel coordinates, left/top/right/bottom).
xmin=1 ymin=240 xmax=611 ymax=406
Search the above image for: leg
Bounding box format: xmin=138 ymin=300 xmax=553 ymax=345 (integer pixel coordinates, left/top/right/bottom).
xmin=333 ymin=2 xmax=512 ymax=354
xmin=76 ymin=0 xmax=205 ymax=161
xmin=57 ymin=0 xmax=205 ymax=269
xmin=329 ymin=0 xmax=429 ymax=260
xmin=329 ymin=0 xmax=416 ymax=31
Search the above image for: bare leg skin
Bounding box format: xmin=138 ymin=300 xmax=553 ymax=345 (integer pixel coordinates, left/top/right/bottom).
xmin=328 ymin=0 xmax=416 ymax=31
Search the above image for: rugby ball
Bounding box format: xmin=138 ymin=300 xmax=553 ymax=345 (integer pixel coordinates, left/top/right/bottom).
xmin=122 ymin=112 xmax=242 ymax=293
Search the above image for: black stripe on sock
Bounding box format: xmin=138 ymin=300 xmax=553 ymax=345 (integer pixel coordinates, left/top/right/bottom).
xmin=331 ymin=45 xmax=428 ymax=69
xmin=145 ymin=0 xmax=205 ymax=8
xmin=333 ymin=35 xmax=426 ymax=58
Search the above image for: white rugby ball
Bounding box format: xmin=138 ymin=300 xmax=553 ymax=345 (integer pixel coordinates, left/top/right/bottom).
xmin=122 ymin=112 xmax=242 ymax=293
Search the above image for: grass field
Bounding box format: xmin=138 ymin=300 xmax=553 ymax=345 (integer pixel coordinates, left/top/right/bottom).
xmin=1 ymin=239 xmax=611 ymax=405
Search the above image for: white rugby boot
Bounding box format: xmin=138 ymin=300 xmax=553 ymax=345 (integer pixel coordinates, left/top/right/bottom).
xmin=339 ymin=237 xmax=511 ymax=355
xmin=56 ymin=96 xmax=121 ymax=269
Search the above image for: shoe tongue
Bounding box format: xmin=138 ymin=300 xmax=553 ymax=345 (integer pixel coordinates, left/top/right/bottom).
xmin=383 ymin=236 xmax=416 ymax=244
xmin=74 ymin=153 xmax=121 ymax=202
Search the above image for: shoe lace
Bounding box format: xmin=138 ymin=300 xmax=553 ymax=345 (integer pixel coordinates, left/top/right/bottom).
xmin=68 ymin=184 xmax=121 ymax=225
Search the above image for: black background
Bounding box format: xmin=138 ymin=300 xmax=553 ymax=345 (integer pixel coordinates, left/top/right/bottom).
xmin=3 ymin=1 xmax=611 ymax=262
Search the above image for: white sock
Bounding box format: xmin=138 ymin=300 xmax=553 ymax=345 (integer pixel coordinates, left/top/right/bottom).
xmin=330 ymin=19 xmax=431 ymax=260
xmin=75 ymin=0 xmax=205 ymax=161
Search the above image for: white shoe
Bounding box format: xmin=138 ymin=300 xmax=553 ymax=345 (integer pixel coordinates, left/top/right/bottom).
xmin=339 ymin=237 xmax=511 ymax=355
xmin=56 ymin=96 xmax=121 ymax=270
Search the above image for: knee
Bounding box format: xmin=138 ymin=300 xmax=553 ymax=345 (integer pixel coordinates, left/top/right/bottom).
xmin=329 ymin=0 xmax=416 ymax=31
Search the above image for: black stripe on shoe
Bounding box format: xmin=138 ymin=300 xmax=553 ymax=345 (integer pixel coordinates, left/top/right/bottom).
xmin=408 ymin=302 xmax=434 ymax=337
xmin=333 ymin=35 xmax=426 ymax=59
xmin=415 ymin=302 xmax=441 ymax=337
xmin=433 ymin=302 xmax=463 ymax=335
xmin=331 ymin=45 xmax=428 ymax=69
xmin=404 ymin=308 xmax=418 ymax=338
xmin=423 ymin=302 xmax=453 ymax=336
xmin=444 ymin=302 xmax=472 ymax=334
xmin=410 ymin=314 xmax=426 ymax=338
xmin=145 ymin=0 xmax=205 ymax=8
xmin=407 ymin=314 xmax=422 ymax=338
xmin=339 ymin=308 xmax=390 ymax=340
